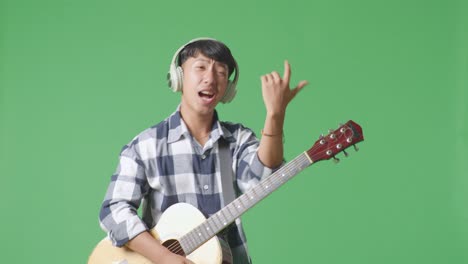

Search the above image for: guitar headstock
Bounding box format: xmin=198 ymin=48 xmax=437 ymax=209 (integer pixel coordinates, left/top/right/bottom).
xmin=306 ymin=120 xmax=364 ymax=163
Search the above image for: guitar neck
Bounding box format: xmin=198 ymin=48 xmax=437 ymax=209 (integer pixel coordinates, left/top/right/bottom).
xmin=179 ymin=152 xmax=313 ymax=255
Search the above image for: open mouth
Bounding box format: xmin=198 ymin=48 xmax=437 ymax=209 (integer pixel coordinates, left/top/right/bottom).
xmin=198 ymin=91 xmax=215 ymax=100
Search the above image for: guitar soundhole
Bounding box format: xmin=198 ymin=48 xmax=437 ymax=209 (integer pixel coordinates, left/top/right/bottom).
xmin=162 ymin=239 xmax=186 ymax=256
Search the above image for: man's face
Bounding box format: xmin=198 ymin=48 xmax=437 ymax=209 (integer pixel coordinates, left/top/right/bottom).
xmin=180 ymin=53 xmax=229 ymax=116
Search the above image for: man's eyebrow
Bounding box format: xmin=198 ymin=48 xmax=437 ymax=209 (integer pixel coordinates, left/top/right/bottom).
xmin=194 ymin=58 xmax=228 ymax=69
xmin=194 ymin=58 xmax=210 ymax=62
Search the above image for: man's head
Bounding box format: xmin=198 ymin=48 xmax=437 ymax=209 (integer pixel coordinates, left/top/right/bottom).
xmin=167 ymin=38 xmax=239 ymax=104
xmin=178 ymin=39 xmax=236 ymax=78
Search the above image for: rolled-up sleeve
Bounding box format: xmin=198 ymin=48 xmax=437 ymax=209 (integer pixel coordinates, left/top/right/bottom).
xmin=234 ymin=128 xmax=282 ymax=194
xmin=99 ymin=141 xmax=150 ymax=247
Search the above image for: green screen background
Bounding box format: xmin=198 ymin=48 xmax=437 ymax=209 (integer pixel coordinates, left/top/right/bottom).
xmin=1 ymin=0 xmax=467 ymax=263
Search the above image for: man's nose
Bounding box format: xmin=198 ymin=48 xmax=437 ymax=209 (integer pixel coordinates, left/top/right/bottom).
xmin=203 ymin=67 xmax=217 ymax=84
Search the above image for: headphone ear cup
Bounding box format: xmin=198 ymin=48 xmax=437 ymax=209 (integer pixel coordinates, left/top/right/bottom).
xmin=221 ymin=81 xmax=237 ymax=103
xmin=174 ymin=66 xmax=184 ymax=92
xmin=168 ymin=66 xmax=184 ymax=92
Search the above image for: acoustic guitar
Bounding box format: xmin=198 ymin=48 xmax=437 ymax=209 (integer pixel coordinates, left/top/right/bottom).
xmin=88 ymin=121 xmax=364 ymax=264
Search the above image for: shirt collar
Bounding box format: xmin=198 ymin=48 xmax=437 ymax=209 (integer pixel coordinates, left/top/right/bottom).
xmin=167 ymin=105 xmax=236 ymax=144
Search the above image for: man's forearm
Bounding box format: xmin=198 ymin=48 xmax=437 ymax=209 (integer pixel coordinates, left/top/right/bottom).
xmin=126 ymin=232 xmax=195 ymax=264
xmin=258 ymin=111 xmax=285 ymax=168
xmin=126 ymin=231 xmax=171 ymax=263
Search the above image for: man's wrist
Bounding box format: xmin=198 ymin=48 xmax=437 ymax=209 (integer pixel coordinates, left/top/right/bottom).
xmin=261 ymin=129 xmax=283 ymax=137
xmin=265 ymin=110 xmax=286 ymax=120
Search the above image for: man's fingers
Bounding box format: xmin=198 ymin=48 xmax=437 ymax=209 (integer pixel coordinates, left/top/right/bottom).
xmin=283 ymin=60 xmax=291 ymax=83
xmin=271 ymin=71 xmax=281 ymax=82
xmin=291 ymin=80 xmax=308 ymax=99
xmin=297 ymin=80 xmax=308 ymax=90
xmin=261 ymin=74 xmax=272 ymax=84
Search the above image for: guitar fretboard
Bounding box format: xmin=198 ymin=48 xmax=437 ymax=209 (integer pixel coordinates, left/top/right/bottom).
xmin=179 ymin=152 xmax=313 ymax=255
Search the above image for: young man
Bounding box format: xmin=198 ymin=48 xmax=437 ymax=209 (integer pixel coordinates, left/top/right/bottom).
xmin=99 ymin=38 xmax=308 ymax=264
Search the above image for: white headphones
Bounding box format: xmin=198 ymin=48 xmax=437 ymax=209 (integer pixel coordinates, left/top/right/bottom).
xmin=167 ymin=37 xmax=239 ymax=103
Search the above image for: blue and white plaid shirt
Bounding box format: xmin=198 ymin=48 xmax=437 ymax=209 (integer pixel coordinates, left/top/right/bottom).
xmin=99 ymin=106 xmax=274 ymax=263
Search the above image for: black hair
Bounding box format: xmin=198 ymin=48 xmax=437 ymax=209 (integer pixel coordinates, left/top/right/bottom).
xmin=177 ymin=39 xmax=236 ymax=77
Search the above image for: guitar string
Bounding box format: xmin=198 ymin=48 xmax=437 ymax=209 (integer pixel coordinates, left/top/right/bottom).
xmin=162 ymin=134 xmax=356 ymax=255
xmin=165 ymin=235 xmax=188 ymax=253
xmin=166 ymin=242 xmax=183 ymax=254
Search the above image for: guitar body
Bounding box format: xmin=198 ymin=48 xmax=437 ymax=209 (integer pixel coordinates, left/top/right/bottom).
xmin=88 ymin=203 xmax=232 ymax=264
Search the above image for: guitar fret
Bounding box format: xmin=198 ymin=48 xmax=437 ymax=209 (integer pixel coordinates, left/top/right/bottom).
xmin=178 ymin=236 xmax=189 ymax=253
xmin=257 ymin=181 xmax=267 ymax=196
xmin=301 ymin=156 xmax=310 ymax=170
xmin=272 ymin=174 xmax=281 ymax=188
xmin=232 ymin=202 xmax=241 ymax=218
xmin=217 ymin=208 xmax=227 ymax=227
xmin=200 ymin=224 xmax=210 ymax=242
xmin=264 ymin=178 xmax=271 ymax=190
xmin=207 ymin=217 xmax=219 ymax=235
xmin=233 ymin=200 xmax=241 ymax=215
xmin=284 ymin=167 xmax=292 ymax=181
xmin=226 ymin=204 xmax=235 ymax=220
xmin=234 ymin=200 xmax=239 ymax=210
xmin=184 ymin=233 xmax=196 ymax=254
xmin=245 ymin=194 xmax=254 ymax=207
xmin=198 ymin=225 xmax=207 ymax=241
xmin=185 ymin=231 xmax=198 ymax=253
xmin=244 ymin=190 xmax=255 ymax=207
xmin=248 ymin=186 xmax=258 ymax=201
xmin=214 ymin=211 xmax=223 ymax=229
xmin=264 ymin=175 xmax=276 ymax=192
xmin=293 ymin=160 xmax=300 ymax=173
xmin=200 ymin=223 xmax=209 ymax=242
xmin=252 ymin=183 xmax=262 ymax=197
xmin=205 ymin=221 xmax=215 ymax=236
xmin=193 ymin=226 xmax=202 ymax=242
xmin=220 ymin=208 xmax=228 ymax=226
xmin=238 ymin=195 xmax=247 ymax=210
xmin=206 ymin=217 xmax=215 ymax=233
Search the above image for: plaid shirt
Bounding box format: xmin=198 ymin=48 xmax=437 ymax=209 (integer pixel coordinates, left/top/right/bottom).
xmin=99 ymin=106 xmax=274 ymax=263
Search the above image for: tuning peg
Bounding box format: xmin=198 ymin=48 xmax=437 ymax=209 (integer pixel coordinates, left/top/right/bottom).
xmin=333 ymin=156 xmax=340 ymax=163
xmin=343 ymin=150 xmax=349 ymax=157
xmin=353 ymin=144 xmax=359 ymax=152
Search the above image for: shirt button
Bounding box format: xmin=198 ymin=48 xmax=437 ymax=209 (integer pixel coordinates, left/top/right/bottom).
xmin=203 ymin=185 xmax=209 ymax=190
xmin=201 ymin=154 xmax=206 ymax=159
